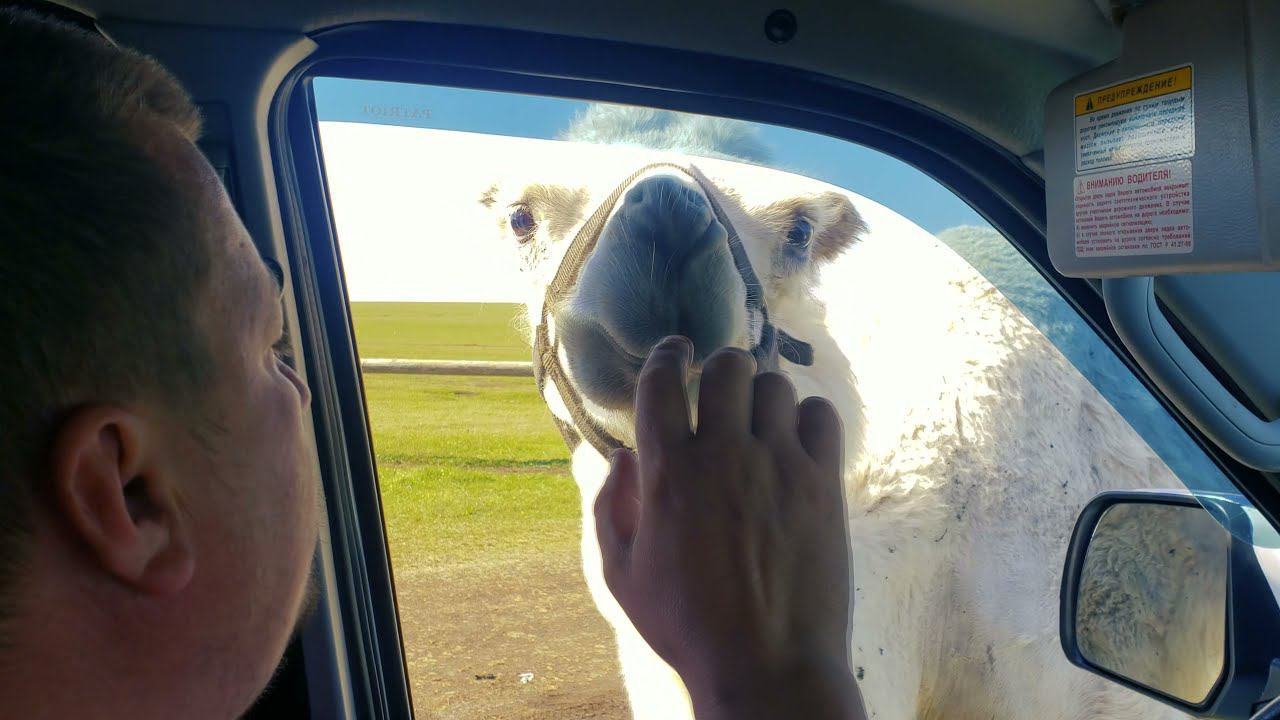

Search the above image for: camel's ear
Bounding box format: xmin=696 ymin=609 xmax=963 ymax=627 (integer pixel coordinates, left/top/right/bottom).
xmin=811 ymin=191 xmax=867 ymax=264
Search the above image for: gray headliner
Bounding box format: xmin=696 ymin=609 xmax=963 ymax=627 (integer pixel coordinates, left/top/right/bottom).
xmin=62 ymin=0 xmax=1124 ymax=165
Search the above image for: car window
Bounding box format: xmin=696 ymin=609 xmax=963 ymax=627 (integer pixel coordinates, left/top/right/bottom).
xmin=311 ymin=76 xmax=1240 ymax=719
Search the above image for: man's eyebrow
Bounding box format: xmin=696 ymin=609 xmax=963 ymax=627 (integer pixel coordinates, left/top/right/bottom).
xmin=261 ymin=256 xmax=285 ymax=298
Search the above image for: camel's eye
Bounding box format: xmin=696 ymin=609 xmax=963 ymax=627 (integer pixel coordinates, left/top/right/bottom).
xmin=509 ymin=205 xmax=537 ymax=241
xmin=787 ymin=216 xmax=813 ymax=247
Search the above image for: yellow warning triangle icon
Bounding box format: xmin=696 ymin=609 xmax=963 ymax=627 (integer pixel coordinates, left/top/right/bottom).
xmin=1085 ymin=98 xmax=1094 ymax=111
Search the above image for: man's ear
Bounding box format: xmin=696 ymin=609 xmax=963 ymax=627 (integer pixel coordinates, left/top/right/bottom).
xmin=50 ymin=406 xmax=194 ymax=596
xmin=810 ymin=191 xmax=868 ymax=264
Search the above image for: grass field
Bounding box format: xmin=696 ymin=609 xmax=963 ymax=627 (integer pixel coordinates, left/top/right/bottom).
xmin=352 ymin=302 xmax=629 ymax=719
xmin=352 ymin=301 xmax=532 ymax=362
xmin=354 ymin=302 xmax=576 ymax=562
xmin=365 ymin=374 xmax=578 ymax=563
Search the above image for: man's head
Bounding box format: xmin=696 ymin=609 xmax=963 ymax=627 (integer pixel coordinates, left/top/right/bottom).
xmin=0 ymin=10 xmax=320 ymax=717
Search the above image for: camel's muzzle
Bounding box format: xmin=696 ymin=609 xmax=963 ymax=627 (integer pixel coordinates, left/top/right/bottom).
xmin=533 ymin=162 xmax=814 ymax=456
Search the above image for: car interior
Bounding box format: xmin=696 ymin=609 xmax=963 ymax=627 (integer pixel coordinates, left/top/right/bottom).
xmin=10 ymin=0 xmax=1280 ymax=717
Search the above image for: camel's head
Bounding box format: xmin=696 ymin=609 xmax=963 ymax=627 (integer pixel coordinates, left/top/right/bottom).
xmin=481 ymin=157 xmax=867 ymax=448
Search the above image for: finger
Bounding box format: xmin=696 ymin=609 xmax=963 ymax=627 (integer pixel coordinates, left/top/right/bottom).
xmin=634 ymin=336 xmax=694 ymax=453
xmin=797 ymin=396 xmax=844 ymax=471
xmin=751 ymin=372 xmax=799 ymax=447
xmin=595 ymin=448 xmax=641 ymax=590
xmin=696 ymin=347 xmax=756 ymax=439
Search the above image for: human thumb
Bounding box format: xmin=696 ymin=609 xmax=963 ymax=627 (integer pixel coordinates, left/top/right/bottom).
xmin=594 ymin=448 xmax=640 ymax=587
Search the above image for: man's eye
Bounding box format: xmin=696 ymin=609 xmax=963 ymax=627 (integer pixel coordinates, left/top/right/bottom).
xmin=262 ymin=257 xmax=285 ymax=289
xmin=273 ymin=328 xmax=294 ymax=365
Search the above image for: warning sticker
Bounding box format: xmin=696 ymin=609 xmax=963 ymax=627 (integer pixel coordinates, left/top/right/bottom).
xmin=1075 ymin=65 xmax=1194 ymax=172
xmin=1074 ymin=159 xmax=1192 ymax=257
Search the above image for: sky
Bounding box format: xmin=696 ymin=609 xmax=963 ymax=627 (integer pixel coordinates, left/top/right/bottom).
xmin=312 ymin=77 xmax=989 ymax=302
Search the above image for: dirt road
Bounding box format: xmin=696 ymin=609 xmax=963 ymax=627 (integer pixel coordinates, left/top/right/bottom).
xmin=391 ymin=547 xmax=632 ymax=719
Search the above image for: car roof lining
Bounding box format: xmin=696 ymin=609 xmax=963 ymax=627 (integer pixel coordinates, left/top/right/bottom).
xmin=57 ymin=0 xmax=1124 ymax=167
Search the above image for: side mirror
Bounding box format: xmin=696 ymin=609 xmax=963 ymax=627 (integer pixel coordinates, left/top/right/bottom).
xmin=1062 ymin=491 xmax=1280 ymax=718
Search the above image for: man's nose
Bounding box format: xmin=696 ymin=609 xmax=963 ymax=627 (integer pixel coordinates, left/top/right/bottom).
xmin=617 ymin=175 xmax=719 ymax=260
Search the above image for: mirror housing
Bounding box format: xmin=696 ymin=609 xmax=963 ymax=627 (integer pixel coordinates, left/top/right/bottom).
xmin=1061 ymin=490 xmax=1280 ymax=718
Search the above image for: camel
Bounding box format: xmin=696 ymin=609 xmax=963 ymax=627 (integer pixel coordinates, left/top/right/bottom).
xmin=479 ymin=143 xmax=1200 ymax=720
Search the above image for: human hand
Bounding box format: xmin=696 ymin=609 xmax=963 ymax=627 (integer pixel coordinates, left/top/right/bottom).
xmin=595 ymin=336 xmax=864 ymax=719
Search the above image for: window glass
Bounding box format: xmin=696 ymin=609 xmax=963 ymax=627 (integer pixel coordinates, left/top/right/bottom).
xmin=312 ymin=76 xmax=1239 ymax=719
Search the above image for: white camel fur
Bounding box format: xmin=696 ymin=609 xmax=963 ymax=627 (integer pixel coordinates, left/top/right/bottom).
xmin=482 ymin=140 xmax=1199 ymax=720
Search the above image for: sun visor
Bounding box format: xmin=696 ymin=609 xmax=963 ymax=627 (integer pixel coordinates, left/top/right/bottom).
xmin=1044 ymin=0 xmax=1278 ymax=278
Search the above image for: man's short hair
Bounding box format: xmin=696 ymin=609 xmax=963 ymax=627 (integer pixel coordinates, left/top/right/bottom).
xmin=0 ymin=9 xmax=213 ymax=618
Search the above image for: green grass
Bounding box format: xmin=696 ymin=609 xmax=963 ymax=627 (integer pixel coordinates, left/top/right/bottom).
xmin=352 ymin=303 xmax=577 ymax=566
xmin=351 ymin=301 xmax=531 ymax=361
